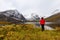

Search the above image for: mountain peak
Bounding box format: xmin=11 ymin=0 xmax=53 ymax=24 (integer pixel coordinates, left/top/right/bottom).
xmin=0 ymin=10 xmax=26 ymax=24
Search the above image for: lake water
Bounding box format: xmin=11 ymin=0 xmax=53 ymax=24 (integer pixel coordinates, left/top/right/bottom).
xmin=25 ymin=22 xmax=53 ymax=24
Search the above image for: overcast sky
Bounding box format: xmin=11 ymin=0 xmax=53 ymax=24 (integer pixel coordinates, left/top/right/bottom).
xmin=0 ymin=0 xmax=60 ymax=18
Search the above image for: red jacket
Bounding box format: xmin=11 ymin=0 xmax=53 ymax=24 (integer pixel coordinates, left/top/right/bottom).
xmin=40 ymin=19 xmax=45 ymax=25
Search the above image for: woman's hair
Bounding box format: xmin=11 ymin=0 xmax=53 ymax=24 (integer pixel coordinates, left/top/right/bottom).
xmin=41 ymin=17 xmax=44 ymax=19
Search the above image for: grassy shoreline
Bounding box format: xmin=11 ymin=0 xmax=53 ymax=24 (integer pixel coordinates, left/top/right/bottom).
xmin=0 ymin=24 xmax=60 ymax=40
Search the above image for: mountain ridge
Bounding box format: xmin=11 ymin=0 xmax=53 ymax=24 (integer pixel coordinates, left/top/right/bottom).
xmin=0 ymin=10 xmax=26 ymax=24
xmin=45 ymin=12 xmax=60 ymax=22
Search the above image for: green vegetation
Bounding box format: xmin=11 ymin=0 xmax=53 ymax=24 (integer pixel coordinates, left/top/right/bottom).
xmin=0 ymin=21 xmax=11 ymax=24
xmin=0 ymin=24 xmax=60 ymax=40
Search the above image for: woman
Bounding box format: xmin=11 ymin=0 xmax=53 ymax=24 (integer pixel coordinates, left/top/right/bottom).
xmin=40 ymin=17 xmax=45 ymax=31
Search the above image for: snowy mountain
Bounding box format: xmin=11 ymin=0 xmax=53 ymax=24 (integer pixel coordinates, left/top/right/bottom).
xmin=26 ymin=14 xmax=40 ymax=21
xmin=0 ymin=10 xmax=26 ymax=24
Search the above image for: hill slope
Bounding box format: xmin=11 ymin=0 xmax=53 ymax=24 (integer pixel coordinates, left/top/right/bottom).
xmin=45 ymin=12 xmax=60 ymax=28
xmin=45 ymin=12 xmax=60 ymax=22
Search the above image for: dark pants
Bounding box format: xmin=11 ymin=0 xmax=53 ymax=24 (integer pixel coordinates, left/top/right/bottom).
xmin=41 ymin=24 xmax=45 ymax=31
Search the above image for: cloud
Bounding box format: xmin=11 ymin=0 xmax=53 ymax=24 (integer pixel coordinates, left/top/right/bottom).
xmin=7 ymin=0 xmax=43 ymax=18
xmin=0 ymin=0 xmax=15 ymax=11
xmin=0 ymin=0 xmax=60 ymax=18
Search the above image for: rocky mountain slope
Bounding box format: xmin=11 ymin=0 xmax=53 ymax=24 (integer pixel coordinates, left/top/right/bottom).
xmin=0 ymin=10 xmax=26 ymax=24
